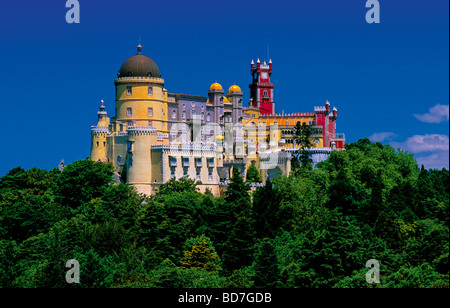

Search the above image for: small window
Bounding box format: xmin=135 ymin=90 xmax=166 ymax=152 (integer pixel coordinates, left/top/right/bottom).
xmin=127 ymin=86 xmax=132 ymax=95
xmin=201 ymin=113 xmax=204 ymax=120
xmin=285 ymin=121 xmax=289 ymax=126
xmin=129 ymin=157 xmax=133 ymax=167
xmin=148 ymin=87 xmax=153 ymax=96
xmin=127 ymin=108 xmax=132 ymax=117
xmin=182 ymin=110 xmax=186 ymax=120
xmin=171 ymin=109 xmax=177 ymax=119
xmin=96 ymin=141 xmax=99 ymax=147
xmin=208 ymin=168 xmax=213 ymax=182
xmin=148 ymin=108 xmax=153 ymax=117
xmin=103 ymin=142 xmax=106 ymax=147
xmin=191 ymin=110 xmax=196 ymax=118
xmin=127 ymin=142 xmax=133 ymax=153
xmin=206 ymin=113 xmax=211 ymax=122
xmin=148 ymin=121 xmax=152 ymax=127
xmin=117 ymin=156 xmax=122 ymax=164
xmin=196 ymin=169 xmax=201 ymax=181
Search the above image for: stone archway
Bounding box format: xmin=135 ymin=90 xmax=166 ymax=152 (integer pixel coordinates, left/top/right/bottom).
xmin=267 ymin=166 xmax=282 ymax=180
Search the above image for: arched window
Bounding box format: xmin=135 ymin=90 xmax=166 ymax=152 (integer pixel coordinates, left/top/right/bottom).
xmin=285 ymin=120 xmax=289 ymax=126
xmin=117 ymin=156 xmax=121 ymax=164
xmin=182 ymin=110 xmax=186 ymax=120
xmin=171 ymin=109 xmax=177 ymax=119
xmin=206 ymin=113 xmax=211 ymax=122
xmin=129 ymin=157 xmax=133 ymax=167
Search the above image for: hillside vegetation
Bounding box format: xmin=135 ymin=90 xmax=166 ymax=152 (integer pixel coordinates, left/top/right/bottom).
xmin=0 ymin=139 xmax=448 ymax=288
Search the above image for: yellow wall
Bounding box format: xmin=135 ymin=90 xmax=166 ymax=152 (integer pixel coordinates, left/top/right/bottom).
xmin=115 ymin=77 xmax=166 ymax=133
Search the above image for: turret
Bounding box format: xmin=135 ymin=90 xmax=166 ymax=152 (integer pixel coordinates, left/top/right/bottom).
xmin=126 ymin=126 xmax=158 ymax=195
xmin=91 ymin=100 xmax=110 ymax=162
xmin=326 ymin=100 xmax=331 ymax=113
xmin=115 ymin=44 xmax=166 ymax=132
xmin=227 ymin=85 xmax=243 ymax=124
xmin=208 ymin=83 xmax=225 ymax=124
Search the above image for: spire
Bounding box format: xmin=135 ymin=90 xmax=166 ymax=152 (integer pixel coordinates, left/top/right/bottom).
xmin=137 ymin=43 xmax=143 ymax=55
xmin=269 ymin=58 xmax=272 ymax=64
xmin=257 ymin=58 xmax=260 ymax=63
xmin=98 ymin=99 xmax=107 ymax=116
xmin=251 ymin=59 xmax=254 ymax=65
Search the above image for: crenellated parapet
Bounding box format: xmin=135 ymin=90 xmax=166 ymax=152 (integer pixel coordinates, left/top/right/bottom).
xmin=91 ymin=126 xmax=109 ymax=135
xmin=127 ymin=126 xmax=158 ymax=135
xmin=152 ymin=142 xmax=217 ymax=156
xmin=114 ymin=76 xmax=164 ymax=86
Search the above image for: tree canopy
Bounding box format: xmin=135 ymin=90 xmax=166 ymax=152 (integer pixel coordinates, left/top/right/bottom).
xmin=0 ymin=140 xmax=448 ymax=288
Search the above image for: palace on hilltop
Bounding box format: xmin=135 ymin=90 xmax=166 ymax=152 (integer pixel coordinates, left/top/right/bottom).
xmin=90 ymin=45 xmax=345 ymax=196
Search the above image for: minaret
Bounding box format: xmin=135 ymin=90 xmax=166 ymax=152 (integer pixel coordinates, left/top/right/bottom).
xmin=208 ymin=83 xmax=225 ymax=125
xmin=227 ymin=85 xmax=243 ymax=124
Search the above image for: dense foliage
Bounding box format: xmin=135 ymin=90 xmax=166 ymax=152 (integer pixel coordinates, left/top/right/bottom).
xmin=0 ymin=139 xmax=448 ymax=288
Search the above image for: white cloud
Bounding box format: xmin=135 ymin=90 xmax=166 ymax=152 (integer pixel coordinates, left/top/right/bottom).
xmin=369 ymin=132 xmax=397 ymax=142
xmin=416 ymin=151 xmax=450 ymax=170
xmin=414 ymin=104 xmax=449 ymax=123
xmin=391 ymin=134 xmax=449 ymax=169
xmin=391 ymin=134 xmax=449 ymax=153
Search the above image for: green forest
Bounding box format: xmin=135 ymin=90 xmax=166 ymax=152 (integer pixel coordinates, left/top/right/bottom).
xmin=0 ymin=139 xmax=448 ymax=288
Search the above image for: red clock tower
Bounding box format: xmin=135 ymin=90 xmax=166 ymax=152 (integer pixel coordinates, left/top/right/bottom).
xmin=249 ymin=58 xmax=275 ymax=115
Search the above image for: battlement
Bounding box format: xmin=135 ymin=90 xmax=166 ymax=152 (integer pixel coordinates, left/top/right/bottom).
xmin=152 ymin=142 xmax=217 ymax=154
xmin=314 ymin=106 xmax=328 ymax=112
xmin=114 ymin=76 xmax=164 ymax=85
xmin=91 ymin=126 xmax=109 ymax=135
xmin=127 ymin=126 xmax=158 ymax=134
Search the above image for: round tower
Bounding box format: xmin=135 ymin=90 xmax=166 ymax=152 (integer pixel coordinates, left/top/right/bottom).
xmin=227 ymin=85 xmax=243 ymax=124
xmin=208 ymin=83 xmax=225 ymax=124
xmin=91 ymin=100 xmax=110 ymax=162
xmin=126 ymin=126 xmax=158 ymax=195
xmin=115 ymin=44 xmax=166 ymax=133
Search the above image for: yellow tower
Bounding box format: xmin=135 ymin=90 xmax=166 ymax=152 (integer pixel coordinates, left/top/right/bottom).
xmin=114 ymin=44 xmax=167 ymax=133
xmin=90 ymin=100 xmax=110 ymax=162
xmin=125 ymin=126 xmax=157 ymax=195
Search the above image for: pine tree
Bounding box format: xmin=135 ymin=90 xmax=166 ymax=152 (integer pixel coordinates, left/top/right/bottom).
xmin=221 ymin=169 xmax=255 ymax=272
xmin=253 ymin=239 xmax=280 ymax=288
xmin=253 ymin=178 xmax=282 ymax=238
xmin=292 ymin=122 xmax=314 ymax=173
xmin=179 ymin=241 xmax=220 ymax=271
xmin=246 ymin=164 xmax=263 ymax=183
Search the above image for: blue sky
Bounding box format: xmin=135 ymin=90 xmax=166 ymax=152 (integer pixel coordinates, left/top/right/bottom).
xmin=0 ymin=0 xmax=448 ymax=175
